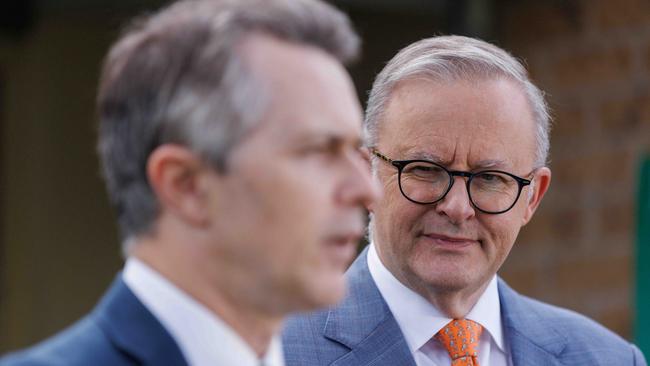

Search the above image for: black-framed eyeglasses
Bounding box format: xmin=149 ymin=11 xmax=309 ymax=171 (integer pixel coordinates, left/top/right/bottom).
xmin=371 ymin=148 xmax=535 ymax=214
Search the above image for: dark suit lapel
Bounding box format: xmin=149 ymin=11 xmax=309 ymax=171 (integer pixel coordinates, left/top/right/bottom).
xmin=92 ymin=276 xmax=188 ymax=366
xmin=324 ymin=247 xmax=416 ymax=366
xmin=498 ymin=279 xmax=565 ymax=366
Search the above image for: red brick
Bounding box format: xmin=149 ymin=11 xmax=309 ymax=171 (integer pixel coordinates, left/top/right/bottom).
xmin=551 ymin=208 xmax=584 ymax=239
xmin=599 ymin=202 xmax=634 ymax=235
xmin=595 ymin=149 xmax=635 ymax=190
xmin=499 ymin=2 xmax=582 ymax=49
xmin=551 ymin=101 xmax=584 ymax=139
xmin=600 ymin=92 xmax=650 ymax=136
xmin=499 ymin=265 xmax=540 ymax=295
xmin=586 ymin=0 xmax=650 ymax=30
xmin=552 ymin=149 xmax=634 ymax=190
xmin=550 ymin=46 xmax=632 ymax=89
xmin=635 ymin=89 xmax=650 ymax=137
xmin=518 ymin=208 xmax=553 ymax=243
xmin=517 ymin=206 xmax=585 ymax=251
xmin=598 ymin=307 xmax=633 ymax=339
xmin=646 ymin=42 xmax=650 ymax=74
xmin=495 ymin=0 xmax=643 ymax=343
xmin=554 ymin=255 xmax=632 ymax=296
xmin=552 ymin=154 xmax=595 ymax=188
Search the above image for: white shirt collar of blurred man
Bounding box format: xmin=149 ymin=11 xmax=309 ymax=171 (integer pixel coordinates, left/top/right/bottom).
xmin=123 ymin=257 xmax=285 ymax=366
xmin=367 ymin=242 xmax=512 ymax=366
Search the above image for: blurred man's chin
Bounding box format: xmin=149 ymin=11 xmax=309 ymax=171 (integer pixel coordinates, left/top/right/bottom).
xmin=295 ymin=275 xmax=348 ymax=312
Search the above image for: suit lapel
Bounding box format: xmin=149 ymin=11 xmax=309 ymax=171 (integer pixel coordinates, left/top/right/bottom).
xmin=322 ymin=252 xmax=569 ymax=366
xmin=498 ymin=279 xmax=566 ymax=366
xmin=324 ymin=248 xmax=416 ymax=366
xmin=92 ymin=276 xmax=188 ymax=366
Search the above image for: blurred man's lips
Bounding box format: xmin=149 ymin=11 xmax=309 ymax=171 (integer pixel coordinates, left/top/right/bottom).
xmin=324 ymin=232 xmax=361 ymax=266
xmin=421 ymin=233 xmax=479 ymax=249
xmin=328 ymin=232 xmax=362 ymax=247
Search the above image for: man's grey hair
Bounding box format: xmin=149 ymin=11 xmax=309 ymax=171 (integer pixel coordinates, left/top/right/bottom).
xmin=97 ymin=0 xmax=360 ymax=243
xmin=364 ymin=35 xmax=551 ymax=168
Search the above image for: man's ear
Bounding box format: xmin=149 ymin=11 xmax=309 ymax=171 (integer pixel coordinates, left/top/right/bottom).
xmin=521 ymin=167 xmax=551 ymax=225
xmin=147 ymin=144 xmax=211 ymax=228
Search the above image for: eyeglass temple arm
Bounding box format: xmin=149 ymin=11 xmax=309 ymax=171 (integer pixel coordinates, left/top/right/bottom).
xmin=370 ymin=148 xmax=393 ymax=164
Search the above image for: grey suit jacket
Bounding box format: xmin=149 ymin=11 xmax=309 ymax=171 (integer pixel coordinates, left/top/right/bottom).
xmin=283 ymin=247 xmax=647 ymax=366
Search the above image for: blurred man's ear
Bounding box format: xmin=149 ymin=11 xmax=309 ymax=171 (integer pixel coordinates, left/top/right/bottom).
xmin=147 ymin=144 xmax=211 ymax=228
xmin=521 ymin=167 xmax=551 ymax=225
xmin=361 ymin=147 xmax=378 ymax=213
xmin=360 ymin=146 xmax=372 ymax=163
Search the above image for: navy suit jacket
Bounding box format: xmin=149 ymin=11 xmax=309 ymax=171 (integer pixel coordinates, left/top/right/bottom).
xmin=0 ymin=276 xmax=188 ymax=366
xmin=283 ymin=248 xmax=647 ymax=366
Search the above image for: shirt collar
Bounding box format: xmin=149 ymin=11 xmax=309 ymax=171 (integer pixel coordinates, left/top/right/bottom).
xmin=367 ymin=242 xmax=505 ymax=353
xmin=123 ymin=257 xmax=284 ymax=366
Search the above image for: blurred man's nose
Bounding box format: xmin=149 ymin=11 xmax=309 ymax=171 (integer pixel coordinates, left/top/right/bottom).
xmin=337 ymin=150 xmax=382 ymax=209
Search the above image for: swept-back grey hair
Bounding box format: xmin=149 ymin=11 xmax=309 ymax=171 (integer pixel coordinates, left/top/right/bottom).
xmin=364 ymin=35 xmax=550 ymax=168
xmin=97 ymin=0 xmax=360 ymax=242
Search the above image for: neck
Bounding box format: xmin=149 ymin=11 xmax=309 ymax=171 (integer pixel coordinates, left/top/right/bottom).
xmin=395 ymin=266 xmax=492 ymax=319
xmin=424 ymin=281 xmax=491 ymax=319
xmin=373 ymin=240 xmax=492 ymax=319
xmin=130 ymin=236 xmax=282 ymax=357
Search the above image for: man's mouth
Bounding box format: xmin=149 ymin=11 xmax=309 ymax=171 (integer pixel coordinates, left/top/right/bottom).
xmin=421 ymin=233 xmax=480 ymax=249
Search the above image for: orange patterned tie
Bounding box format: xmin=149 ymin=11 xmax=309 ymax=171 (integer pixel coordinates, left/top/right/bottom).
xmin=434 ymin=319 xmax=483 ymax=366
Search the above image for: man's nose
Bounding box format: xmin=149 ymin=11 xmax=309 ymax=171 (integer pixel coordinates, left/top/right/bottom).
xmin=434 ymin=176 xmax=476 ymax=223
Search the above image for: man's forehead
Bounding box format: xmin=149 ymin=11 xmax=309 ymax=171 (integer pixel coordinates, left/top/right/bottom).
xmin=278 ymin=118 xmax=362 ymax=142
xmin=237 ymin=32 xmax=362 ymax=148
xmin=391 ymin=143 xmax=513 ymax=169
xmin=377 ymin=77 xmax=536 ymax=169
xmin=239 ymin=32 xmax=339 ymax=88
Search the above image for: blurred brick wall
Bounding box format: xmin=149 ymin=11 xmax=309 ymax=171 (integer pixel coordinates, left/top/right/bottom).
xmin=1 ymin=0 xmax=648 ymax=353
xmin=497 ymin=0 xmax=650 ymax=340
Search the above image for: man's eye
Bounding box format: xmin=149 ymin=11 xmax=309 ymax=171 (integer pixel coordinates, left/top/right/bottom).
xmin=478 ymin=173 xmax=497 ymax=181
xmin=412 ymin=165 xmax=435 ymax=172
xmin=406 ymin=164 xmax=442 ymax=173
xmin=473 ymin=173 xmax=512 ymax=189
xmin=303 ymin=143 xmax=338 ymax=157
xmin=404 ymin=164 xmax=446 ymax=181
xmin=476 ymin=173 xmax=507 ymax=183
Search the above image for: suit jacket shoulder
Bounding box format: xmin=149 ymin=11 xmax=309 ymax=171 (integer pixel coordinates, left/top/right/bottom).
xmin=283 ymin=247 xmax=647 ymax=366
xmin=0 ymin=276 xmax=187 ymax=366
xmin=283 ymin=248 xmax=416 ymax=366
xmin=498 ymin=279 xmax=647 ymax=366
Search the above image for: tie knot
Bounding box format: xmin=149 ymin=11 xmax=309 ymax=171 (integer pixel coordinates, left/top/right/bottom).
xmin=435 ymin=319 xmax=483 ymax=361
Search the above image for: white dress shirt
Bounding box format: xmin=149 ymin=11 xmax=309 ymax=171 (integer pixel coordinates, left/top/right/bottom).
xmin=367 ymin=243 xmax=512 ymax=366
xmin=123 ymin=258 xmax=285 ymax=366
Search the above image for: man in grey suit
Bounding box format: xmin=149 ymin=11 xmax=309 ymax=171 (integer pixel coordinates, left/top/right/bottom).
xmin=1 ymin=0 xmax=379 ymax=365
xmin=283 ymin=35 xmax=647 ymax=366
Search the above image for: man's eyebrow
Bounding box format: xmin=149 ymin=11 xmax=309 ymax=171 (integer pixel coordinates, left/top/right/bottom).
xmin=472 ymin=159 xmax=509 ymax=170
xmin=400 ymin=150 xmax=445 ymax=163
xmin=398 ymin=151 xmax=509 ymax=170
xmin=294 ymin=130 xmax=362 ymax=147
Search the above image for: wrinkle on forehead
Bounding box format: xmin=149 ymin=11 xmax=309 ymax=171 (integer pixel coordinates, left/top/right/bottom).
xmin=380 ymin=78 xmax=536 ymax=172
xmin=392 ymin=129 xmax=514 ymax=170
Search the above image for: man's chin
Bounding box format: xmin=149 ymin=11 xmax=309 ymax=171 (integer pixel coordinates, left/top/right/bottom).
xmin=411 ymin=265 xmax=480 ymax=294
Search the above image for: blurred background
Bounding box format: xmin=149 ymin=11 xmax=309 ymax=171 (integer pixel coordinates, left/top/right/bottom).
xmin=0 ymin=0 xmax=649 ymax=355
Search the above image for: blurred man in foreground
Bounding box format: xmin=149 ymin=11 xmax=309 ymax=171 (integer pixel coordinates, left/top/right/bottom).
xmin=1 ymin=0 xmax=378 ymax=365
xmin=283 ymin=35 xmax=647 ymax=366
